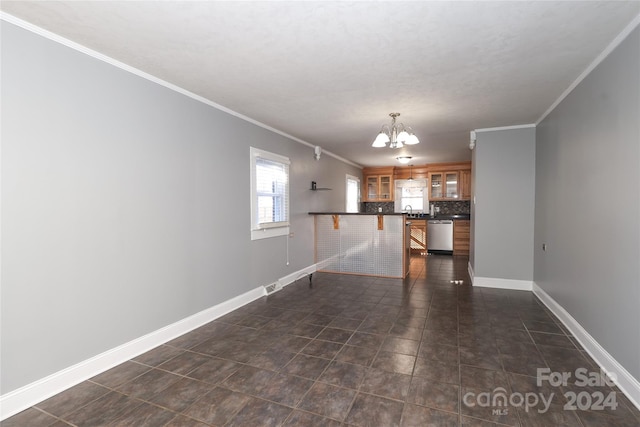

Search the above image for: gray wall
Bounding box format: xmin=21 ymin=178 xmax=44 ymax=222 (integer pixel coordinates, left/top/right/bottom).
xmin=471 ymin=127 xmax=536 ymax=281
xmin=0 ymin=22 xmax=360 ymax=394
xmin=534 ymin=27 xmax=639 ymax=379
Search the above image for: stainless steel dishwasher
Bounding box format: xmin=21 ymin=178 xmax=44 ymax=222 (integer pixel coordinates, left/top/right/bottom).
xmin=427 ymin=220 xmax=453 ymax=253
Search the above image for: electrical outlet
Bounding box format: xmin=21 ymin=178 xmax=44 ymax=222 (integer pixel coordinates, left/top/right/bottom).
xmin=289 ymin=232 xmax=295 ymax=238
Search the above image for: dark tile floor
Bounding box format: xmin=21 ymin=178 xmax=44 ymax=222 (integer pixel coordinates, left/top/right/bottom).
xmin=3 ymin=255 xmax=640 ymax=426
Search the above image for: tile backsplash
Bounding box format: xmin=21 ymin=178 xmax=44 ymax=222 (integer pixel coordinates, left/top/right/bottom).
xmin=432 ymin=200 xmax=471 ymax=215
xmin=362 ymin=202 xmax=395 ymax=213
xmin=362 ymin=200 xmax=470 ymax=215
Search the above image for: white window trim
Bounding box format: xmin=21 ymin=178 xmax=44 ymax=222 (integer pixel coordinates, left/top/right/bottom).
xmin=250 ymin=147 xmax=290 ymax=240
xmin=345 ymin=174 xmax=361 ymax=213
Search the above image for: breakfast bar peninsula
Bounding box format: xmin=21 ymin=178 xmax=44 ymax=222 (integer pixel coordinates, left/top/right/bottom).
xmin=309 ymin=212 xmax=410 ymax=278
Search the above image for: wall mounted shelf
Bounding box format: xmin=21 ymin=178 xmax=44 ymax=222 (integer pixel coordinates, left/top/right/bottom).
xmin=310 ymin=181 xmax=332 ymax=191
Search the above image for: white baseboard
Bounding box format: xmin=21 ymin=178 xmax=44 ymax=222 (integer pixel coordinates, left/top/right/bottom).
xmin=467 ymin=263 xmax=532 ymax=291
xmin=278 ymin=264 xmax=317 ymax=289
xmin=0 ymin=284 xmax=266 ymax=420
xmin=473 ymin=276 xmax=533 ymax=291
xmin=533 ymin=282 xmax=640 ymax=412
xmin=1 ymin=263 xmax=321 ymax=420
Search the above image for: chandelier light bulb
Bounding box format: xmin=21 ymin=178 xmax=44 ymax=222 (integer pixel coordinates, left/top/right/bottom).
xmin=372 ymin=132 xmax=390 ymax=147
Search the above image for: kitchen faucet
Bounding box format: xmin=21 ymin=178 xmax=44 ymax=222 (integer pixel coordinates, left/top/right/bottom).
xmin=404 ymin=205 xmax=413 ymax=215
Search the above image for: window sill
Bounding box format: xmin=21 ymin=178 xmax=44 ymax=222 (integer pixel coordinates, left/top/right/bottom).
xmin=251 ymin=226 xmax=290 ymax=241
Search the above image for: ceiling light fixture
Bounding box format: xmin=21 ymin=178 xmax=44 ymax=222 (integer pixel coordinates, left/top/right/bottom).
xmin=396 ymin=156 xmax=412 ymax=164
xmin=372 ymin=113 xmax=419 ymax=149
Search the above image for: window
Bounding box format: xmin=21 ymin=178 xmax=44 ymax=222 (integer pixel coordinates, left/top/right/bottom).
xmin=400 ymin=186 xmax=425 ymax=211
xmin=346 ymin=175 xmax=360 ymax=213
xmin=394 ymin=179 xmax=428 ymax=212
xmin=250 ymin=147 xmax=290 ymax=240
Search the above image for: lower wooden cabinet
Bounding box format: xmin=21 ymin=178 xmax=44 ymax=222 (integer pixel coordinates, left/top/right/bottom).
xmin=408 ymin=220 xmax=427 ymax=255
xmin=453 ymin=220 xmax=470 ymax=255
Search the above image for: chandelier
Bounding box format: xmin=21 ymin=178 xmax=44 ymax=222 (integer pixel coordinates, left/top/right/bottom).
xmin=372 ymin=113 xmax=419 ymax=149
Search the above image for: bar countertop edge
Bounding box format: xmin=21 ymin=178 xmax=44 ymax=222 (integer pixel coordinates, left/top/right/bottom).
xmin=308 ymin=212 xmax=405 ymax=216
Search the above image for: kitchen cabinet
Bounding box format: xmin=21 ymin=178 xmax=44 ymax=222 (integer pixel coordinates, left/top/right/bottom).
xmin=363 ymin=167 xmax=394 ymax=201
xmin=453 ymin=220 xmax=470 ymax=255
xmin=429 ymin=171 xmax=459 ymax=200
xmin=460 ymin=169 xmax=472 ymax=200
xmin=428 ymin=168 xmax=471 ymax=200
xmin=408 ymin=219 xmax=427 ymax=255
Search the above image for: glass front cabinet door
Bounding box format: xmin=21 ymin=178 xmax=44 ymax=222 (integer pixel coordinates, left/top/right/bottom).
xmin=366 ymin=176 xmax=379 ymax=200
xmin=445 ymin=172 xmax=458 ymax=198
xmin=429 ymin=171 xmax=459 ymax=200
xmin=363 ymin=170 xmax=394 ymax=201
xmin=429 ymin=172 xmax=443 ymax=199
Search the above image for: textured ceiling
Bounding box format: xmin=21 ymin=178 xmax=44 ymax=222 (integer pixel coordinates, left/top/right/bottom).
xmin=2 ymin=1 xmax=639 ymax=167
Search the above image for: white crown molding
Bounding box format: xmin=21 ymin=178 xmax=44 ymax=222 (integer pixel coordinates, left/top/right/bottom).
xmin=0 ymin=12 xmax=361 ymax=170
xmin=473 ymin=124 xmax=536 ymax=133
xmin=536 ymin=13 xmax=640 ymax=125
xmin=533 ymin=282 xmax=640 ymax=412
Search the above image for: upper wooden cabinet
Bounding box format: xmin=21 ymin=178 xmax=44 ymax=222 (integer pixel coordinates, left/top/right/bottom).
xmin=429 ymin=171 xmax=459 ymax=200
xmin=460 ymin=169 xmax=472 ymax=200
xmin=362 ymin=162 xmax=471 ymax=202
xmin=363 ymin=167 xmax=394 ymax=201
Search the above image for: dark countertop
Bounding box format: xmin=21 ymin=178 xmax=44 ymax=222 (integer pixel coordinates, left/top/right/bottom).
xmin=308 ymin=212 xmax=405 ymax=216
xmin=308 ymin=212 xmax=470 ymax=220
xmin=406 ymin=214 xmax=470 ymax=220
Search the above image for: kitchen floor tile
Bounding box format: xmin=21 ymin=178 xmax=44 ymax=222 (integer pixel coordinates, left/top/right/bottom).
xmin=148 ymin=377 xmax=213 ymax=412
xmin=282 ymin=410 xmax=342 ymax=426
xmin=254 ymin=373 xmax=313 ymax=407
xmin=371 ymin=351 xmax=416 ymax=375
xmin=156 ymin=351 xmax=212 ymax=376
xmin=110 ymin=401 xmax=176 ymax=426
xmin=335 ymin=344 xmax=378 ymax=366
xmin=381 ymin=336 xmax=420 ymax=356
xmin=185 ymin=357 xmax=240 ymax=385
xmin=345 ymin=393 xmax=405 ymax=426
xmin=359 ymin=368 xmax=412 ymax=401
xmin=281 ymin=354 xmax=330 ymax=380
xmin=400 ymin=404 xmax=459 ymax=427
xmin=164 ymin=415 xmax=211 ymax=426
xmin=246 ymin=347 xmax=297 ymax=371
xmin=225 ymin=397 xmax=292 ymax=427
xmin=316 ymin=327 xmax=353 ymax=343
xmin=0 ymin=408 xmax=60 ymax=427
xmin=115 ymin=368 xmax=182 ymax=400
xmin=418 ymin=343 xmax=459 ymax=366
xmin=407 ymin=377 xmax=460 ymax=413
xmin=346 ymin=331 xmax=386 ymax=350
xmin=5 ymin=255 xmax=640 ymax=427
xmin=318 ymin=360 xmax=367 ymax=389
xmin=297 ymin=382 xmax=356 ymax=421
xmin=133 ymin=345 xmax=184 ymax=367
xmin=413 ymin=357 xmax=460 ymax=384
xmin=221 ymin=365 xmax=275 ymax=395
xmin=88 ymin=360 xmax=151 ymax=388
xmin=35 ymin=381 xmax=111 ymax=418
xmin=287 ymin=322 xmax=325 ymax=339
xmin=181 ymin=387 xmax=250 ymax=425
xmin=62 ymin=391 xmax=141 ymax=427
